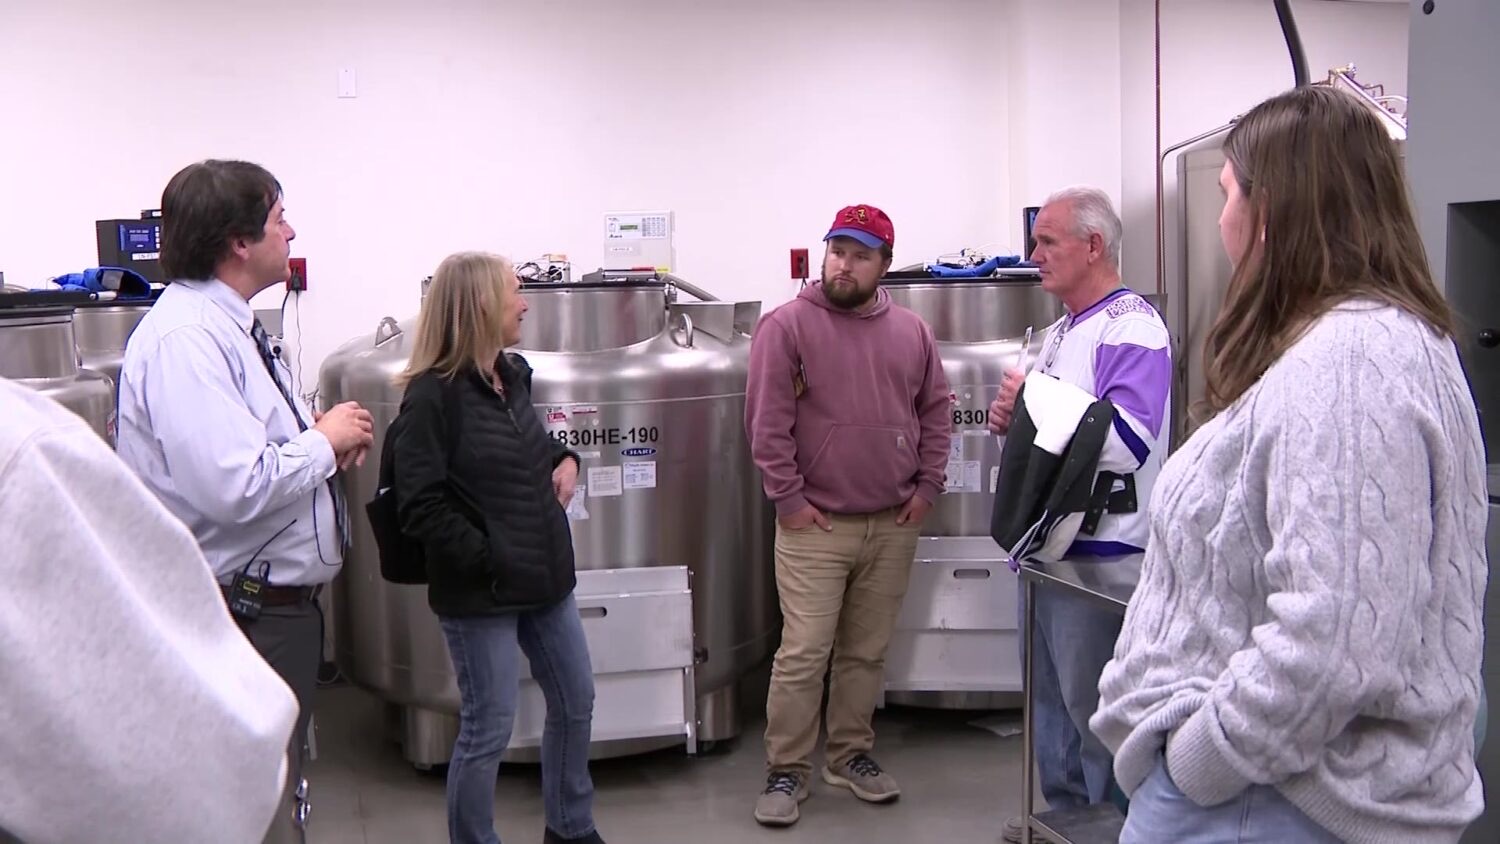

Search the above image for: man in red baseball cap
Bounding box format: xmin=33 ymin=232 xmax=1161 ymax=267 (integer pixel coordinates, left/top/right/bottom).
xmin=817 ymin=204 xmax=896 ymax=308
xmin=744 ymin=204 xmax=952 ymax=826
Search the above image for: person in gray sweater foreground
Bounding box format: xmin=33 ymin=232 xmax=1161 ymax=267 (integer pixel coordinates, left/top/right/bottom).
xmin=1091 ymin=86 xmax=1487 ymax=843
xmin=0 ymin=377 xmax=298 ymax=843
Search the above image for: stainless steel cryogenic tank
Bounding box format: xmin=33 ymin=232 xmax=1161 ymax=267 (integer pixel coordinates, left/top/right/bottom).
xmin=883 ymin=276 xmax=1062 ymax=535
xmin=319 ymin=274 xmax=775 ymax=766
xmin=879 ymin=275 xmax=1062 ymax=709
xmin=0 ymin=302 xmax=116 ymax=444
xmin=1172 ymin=135 xmax=1234 ymax=447
xmin=1169 ymin=71 xmax=1404 ymax=446
xmin=72 ymin=302 xmax=153 ymax=399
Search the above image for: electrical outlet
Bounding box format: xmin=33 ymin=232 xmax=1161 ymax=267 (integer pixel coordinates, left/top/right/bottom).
xmin=789 ymin=248 xmax=809 ymax=280
xmin=287 ymin=258 xmax=308 ymax=292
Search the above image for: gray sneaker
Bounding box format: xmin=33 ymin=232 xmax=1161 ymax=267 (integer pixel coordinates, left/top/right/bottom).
xmin=821 ymin=753 xmax=900 ymax=803
xmin=1002 ymin=815 xmax=1051 ymax=843
xmin=753 ymin=771 xmax=809 ymax=826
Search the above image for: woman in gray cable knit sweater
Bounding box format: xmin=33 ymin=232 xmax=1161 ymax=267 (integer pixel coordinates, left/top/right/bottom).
xmin=1090 ymin=86 xmax=1487 ymax=843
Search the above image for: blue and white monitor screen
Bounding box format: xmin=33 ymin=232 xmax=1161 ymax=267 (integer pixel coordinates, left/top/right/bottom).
xmin=118 ymin=222 xmax=160 ymax=253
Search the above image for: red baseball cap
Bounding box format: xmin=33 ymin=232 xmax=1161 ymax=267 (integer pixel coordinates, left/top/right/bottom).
xmin=824 ymin=204 xmax=894 ymax=251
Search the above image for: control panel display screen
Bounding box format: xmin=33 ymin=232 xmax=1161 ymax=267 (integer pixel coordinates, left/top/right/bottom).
xmin=118 ymin=222 xmax=160 ymax=252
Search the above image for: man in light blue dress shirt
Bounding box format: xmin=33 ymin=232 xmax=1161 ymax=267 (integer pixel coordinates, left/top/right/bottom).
xmin=116 ymin=160 xmax=374 ymax=843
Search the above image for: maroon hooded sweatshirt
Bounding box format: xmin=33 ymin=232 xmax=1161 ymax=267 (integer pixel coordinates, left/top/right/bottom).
xmin=745 ymin=282 xmax=951 ymax=517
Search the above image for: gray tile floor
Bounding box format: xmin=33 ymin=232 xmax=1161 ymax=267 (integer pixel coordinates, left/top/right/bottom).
xmin=304 ymin=684 xmax=1026 ymax=844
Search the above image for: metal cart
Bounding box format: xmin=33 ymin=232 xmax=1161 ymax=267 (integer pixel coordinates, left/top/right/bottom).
xmin=1018 ymin=555 xmax=1142 ymax=844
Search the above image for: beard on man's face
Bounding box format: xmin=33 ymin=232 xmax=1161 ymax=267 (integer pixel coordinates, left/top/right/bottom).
xmin=821 ymin=270 xmax=876 ymax=309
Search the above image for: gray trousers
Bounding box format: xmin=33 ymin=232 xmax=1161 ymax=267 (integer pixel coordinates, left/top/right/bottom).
xmin=234 ymin=599 xmax=322 ymax=844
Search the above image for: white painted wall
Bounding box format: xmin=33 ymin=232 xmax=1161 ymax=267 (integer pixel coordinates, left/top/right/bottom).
xmin=1004 ymin=0 xmax=1124 ymax=248
xmin=0 ymin=0 xmax=1410 ymax=400
xmin=0 ymin=0 xmax=1012 ymax=397
xmin=1118 ymin=0 xmax=1411 ymax=295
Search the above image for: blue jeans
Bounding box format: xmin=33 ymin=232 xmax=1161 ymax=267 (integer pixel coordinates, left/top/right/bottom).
xmin=1122 ymin=754 xmax=1341 ymax=843
xmin=439 ymin=593 xmax=597 ymax=844
xmin=1021 ymin=583 xmax=1123 ymax=810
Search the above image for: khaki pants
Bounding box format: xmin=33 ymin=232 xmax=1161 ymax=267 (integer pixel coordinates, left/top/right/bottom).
xmin=764 ymin=508 xmax=920 ymax=777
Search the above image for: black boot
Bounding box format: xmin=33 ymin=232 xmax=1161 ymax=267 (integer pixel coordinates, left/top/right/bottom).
xmin=543 ymin=829 xmax=604 ymax=844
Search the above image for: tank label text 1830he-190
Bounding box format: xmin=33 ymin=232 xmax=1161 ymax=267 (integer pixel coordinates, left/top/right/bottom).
xmin=548 ymin=426 xmax=661 ymax=448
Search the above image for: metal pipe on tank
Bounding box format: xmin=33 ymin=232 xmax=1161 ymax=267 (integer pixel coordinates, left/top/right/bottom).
xmin=1273 ymin=0 xmax=1310 ymax=88
xmin=1326 ymin=66 xmax=1408 ymax=140
xmin=660 ymin=273 xmax=719 ymax=302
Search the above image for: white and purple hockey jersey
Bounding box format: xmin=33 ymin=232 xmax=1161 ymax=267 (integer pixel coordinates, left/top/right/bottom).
xmin=1031 ymin=287 xmax=1172 ymax=556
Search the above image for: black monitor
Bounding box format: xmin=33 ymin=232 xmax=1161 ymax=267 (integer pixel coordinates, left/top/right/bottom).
xmin=1022 ymin=206 xmax=1041 ymax=260
xmin=96 ymin=215 xmax=164 ymax=282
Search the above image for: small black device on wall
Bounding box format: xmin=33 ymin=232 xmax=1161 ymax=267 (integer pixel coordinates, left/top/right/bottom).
xmin=1022 ymin=206 xmax=1041 ymax=260
xmin=96 ymin=209 xmax=164 ymax=282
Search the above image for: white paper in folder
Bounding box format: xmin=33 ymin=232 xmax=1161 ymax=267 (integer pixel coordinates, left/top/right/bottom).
xmin=567 ymin=486 xmax=590 ymax=520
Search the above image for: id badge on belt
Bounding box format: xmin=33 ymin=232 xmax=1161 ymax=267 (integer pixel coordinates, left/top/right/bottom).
xmin=229 ymin=518 xmax=296 ymax=621
xmin=229 ymin=562 xmax=271 ymax=620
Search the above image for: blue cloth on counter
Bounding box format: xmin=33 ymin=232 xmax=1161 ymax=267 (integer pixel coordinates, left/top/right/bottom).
xmin=52 ymin=267 xmax=153 ymax=299
xmin=926 ymin=255 xmax=1035 ymax=277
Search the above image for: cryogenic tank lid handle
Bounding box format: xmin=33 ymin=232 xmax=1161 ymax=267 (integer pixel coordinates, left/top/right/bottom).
xmin=671 ymin=311 xmax=695 ymax=348
xmin=374 ymin=316 xmax=402 ymax=346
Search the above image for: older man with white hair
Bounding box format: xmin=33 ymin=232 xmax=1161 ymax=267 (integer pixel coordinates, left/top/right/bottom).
xmin=989 ymin=187 xmax=1172 ymax=841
